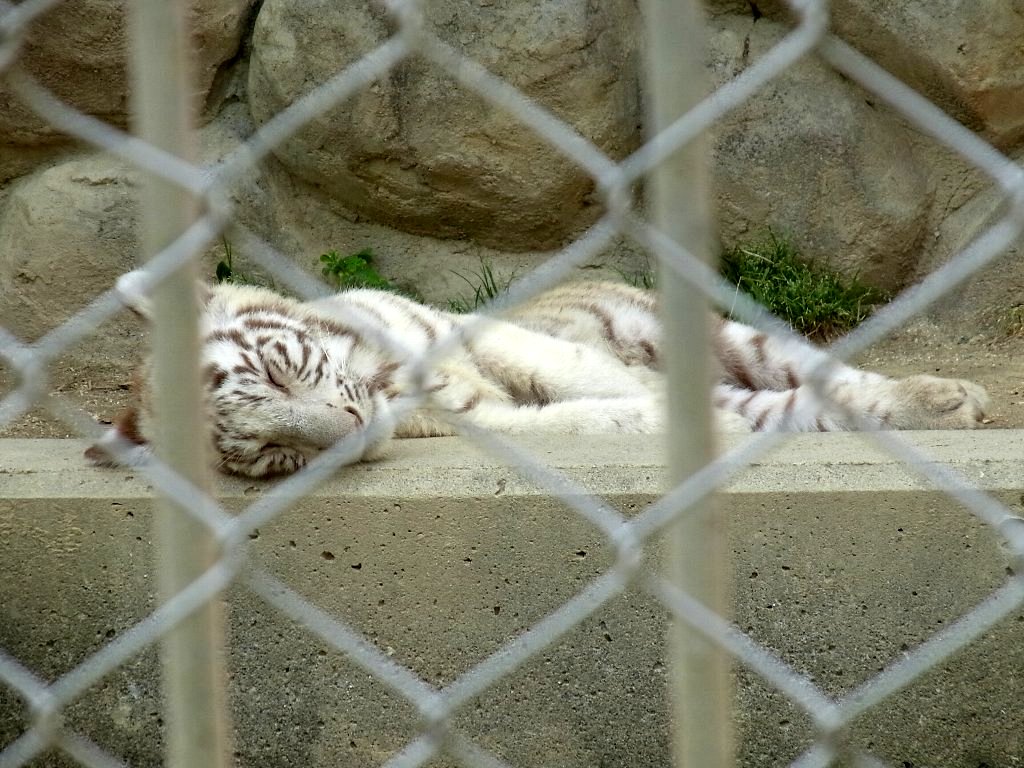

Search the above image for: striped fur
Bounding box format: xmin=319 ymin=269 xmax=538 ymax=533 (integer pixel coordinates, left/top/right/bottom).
xmin=89 ymin=280 xmax=989 ymax=477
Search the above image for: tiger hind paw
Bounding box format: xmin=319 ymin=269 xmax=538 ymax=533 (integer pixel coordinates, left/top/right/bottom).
xmin=890 ymin=375 xmax=990 ymax=429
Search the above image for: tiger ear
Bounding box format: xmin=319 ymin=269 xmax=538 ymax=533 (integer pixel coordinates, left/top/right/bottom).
xmin=116 ymin=271 xmax=213 ymax=322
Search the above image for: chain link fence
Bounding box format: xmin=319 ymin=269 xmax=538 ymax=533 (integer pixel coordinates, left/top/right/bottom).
xmin=2 ymin=0 xmax=1024 ymax=766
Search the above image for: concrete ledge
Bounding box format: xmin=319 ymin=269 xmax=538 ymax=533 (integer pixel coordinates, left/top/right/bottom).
xmin=1 ymin=434 xmax=1023 ymax=767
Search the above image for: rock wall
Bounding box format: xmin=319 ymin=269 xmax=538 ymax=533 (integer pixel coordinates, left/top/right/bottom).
xmin=1 ymin=0 xmax=1023 ymax=384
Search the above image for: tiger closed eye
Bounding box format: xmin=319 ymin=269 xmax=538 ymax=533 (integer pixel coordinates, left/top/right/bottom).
xmin=265 ymin=364 xmax=289 ymax=390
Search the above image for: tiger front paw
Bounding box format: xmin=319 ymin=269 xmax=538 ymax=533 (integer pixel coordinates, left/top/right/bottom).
xmin=225 ymin=445 xmax=311 ymax=477
xmin=604 ymin=396 xmax=665 ymax=433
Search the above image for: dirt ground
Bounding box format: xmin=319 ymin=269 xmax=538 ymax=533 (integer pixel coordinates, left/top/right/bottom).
xmin=3 ymin=332 xmax=1023 ymax=440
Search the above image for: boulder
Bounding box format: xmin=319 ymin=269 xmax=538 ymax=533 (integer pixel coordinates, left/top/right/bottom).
xmin=0 ymin=155 xmax=141 ymax=368
xmin=707 ymin=17 xmax=931 ymax=293
xmin=247 ymin=0 xmax=642 ymax=251
xmin=828 ymin=0 xmax=1024 ymax=149
xmin=0 ymin=0 xmax=254 ymax=150
xmin=912 ymin=149 xmax=1024 ymax=337
xmin=705 ymin=1 xmax=1024 ymax=149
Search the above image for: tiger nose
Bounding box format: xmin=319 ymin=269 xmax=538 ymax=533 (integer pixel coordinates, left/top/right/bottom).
xmin=325 ymin=400 xmax=365 ymax=428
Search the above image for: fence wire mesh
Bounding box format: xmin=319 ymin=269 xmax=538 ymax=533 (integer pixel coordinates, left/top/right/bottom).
xmin=1 ymin=0 xmax=1024 ymax=766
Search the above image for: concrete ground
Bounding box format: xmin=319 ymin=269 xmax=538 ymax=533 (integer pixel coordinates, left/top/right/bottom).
xmin=1 ymin=433 xmax=1022 ymax=767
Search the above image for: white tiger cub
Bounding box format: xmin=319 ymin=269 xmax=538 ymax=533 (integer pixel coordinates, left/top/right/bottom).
xmin=87 ymin=279 xmax=990 ymax=477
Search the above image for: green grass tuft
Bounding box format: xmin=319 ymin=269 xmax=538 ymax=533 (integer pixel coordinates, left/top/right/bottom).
xmin=614 ymin=257 xmax=656 ymax=291
xmin=215 ymin=238 xmax=245 ymax=284
xmin=447 ymin=260 xmax=514 ymax=313
xmin=719 ymin=232 xmax=886 ymax=341
xmin=214 ymin=239 xmax=277 ymax=288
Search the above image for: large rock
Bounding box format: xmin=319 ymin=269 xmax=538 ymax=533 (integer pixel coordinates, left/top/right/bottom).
xmin=829 ymin=0 xmax=1024 ymax=149
xmin=707 ymin=17 xmax=931 ymax=293
xmin=912 ymin=149 xmax=1024 ymax=337
xmin=247 ymin=0 xmax=642 ymax=251
xmin=0 ymin=0 xmax=254 ymax=149
xmin=0 ymin=155 xmax=141 ymax=366
xmin=705 ymin=1 xmax=1024 ymax=148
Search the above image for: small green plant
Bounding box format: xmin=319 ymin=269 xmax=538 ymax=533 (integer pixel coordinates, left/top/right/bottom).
xmin=320 ymin=247 xmax=394 ymax=290
xmin=719 ymin=232 xmax=886 ymax=341
xmin=318 ymin=247 xmax=423 ymax=300
xmin=447 ymin=259 xmax=515 ymax=313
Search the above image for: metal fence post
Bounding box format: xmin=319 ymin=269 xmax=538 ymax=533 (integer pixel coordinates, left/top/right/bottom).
xmin=644 ymin=0 xmax=734 ymax=766
xmin=128 ymin=1 xmax=232 ymax=767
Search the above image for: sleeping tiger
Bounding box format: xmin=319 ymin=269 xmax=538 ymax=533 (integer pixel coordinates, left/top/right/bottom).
xmin=87 ymin=278 xmax=989 ymax=477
